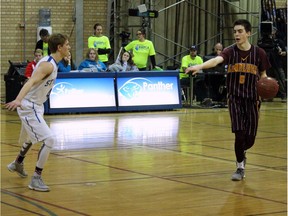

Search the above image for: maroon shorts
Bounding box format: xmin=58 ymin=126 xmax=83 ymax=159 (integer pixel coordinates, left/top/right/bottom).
xmin=228 ymin=97 xmax=261 ymax=136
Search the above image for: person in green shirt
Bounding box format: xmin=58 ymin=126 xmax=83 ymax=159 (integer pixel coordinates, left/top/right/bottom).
xmin=180 ymin=45 xmax=206 ymax=102
xmin=35 ymin=29 xmax=51 ymax=57
xmin=180 ymin=45 xmax=203 ymax=83
xmin=124 ymin=29 xmax=156 ymax=71
xmin=88 ymin=23 xmax=111 ymax=66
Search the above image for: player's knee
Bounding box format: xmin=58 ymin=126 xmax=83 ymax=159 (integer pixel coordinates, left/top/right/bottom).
xmin=235 ymin=131 xmax=245 ymax=141
xmin=44 ymin=136 xmax=56 ymax=148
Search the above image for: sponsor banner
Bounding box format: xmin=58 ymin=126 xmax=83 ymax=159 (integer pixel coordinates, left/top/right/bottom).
xmin=49 ymin=78 xmax=116 ymax=108
xmin=117 ymin=76 xmax=180 ymax=106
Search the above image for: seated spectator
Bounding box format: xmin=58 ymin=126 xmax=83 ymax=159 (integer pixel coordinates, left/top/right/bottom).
xmin=203 ymin=42 xmax=225 ymax=73
xmin=108 ymin=50 xmax=138 ymax=72
xmin=180 ymin=45 xmax=203 ymax=86
xmin=58 ymin=52 xmax=77 ymax=72
xmin=35 ymin=29 xmax=50 ymax=56
xmin=24 ymin=49 xmax=43 ymax=78
xmin=204 ymin=42 xmax=226 ymax=102
xmin=180 ymin=45 xmax=206 ymax=102
xmin=78 ymin=48 xmax=107 ymax=72
xmin=208 ymin=43 xmax=223 ymax=56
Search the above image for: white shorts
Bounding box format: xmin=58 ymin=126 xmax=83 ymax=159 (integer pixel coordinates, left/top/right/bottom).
xmin=17 ymin=99 xmax=54 ymax=144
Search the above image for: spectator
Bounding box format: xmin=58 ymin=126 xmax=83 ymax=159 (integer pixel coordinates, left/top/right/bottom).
xmin=35 ymin=29 xmax=50 ymax=56
xmin=108 ymin=50 xmax=138 ymax=72
xmin=180 ymin=45 xmax=206 ymax=102
xmin=266 ymin=27 xmax=287 ymax=102
xmin=88 ymin=23 xmax=111 ymax=66
xmin=78 ymin=48 xmax=107 ymax=72
xmin=124 ymin=29 xmax=156 ymax=71
xmin=208 ymin=43 xmax=223 ymax=56
xmin=25 ymin=49 xmax=43 ymax=78
xmin=205 ymin=42 xmax=226 ymax=102
xmin=58 ymin=52 xmax=77 ymax=72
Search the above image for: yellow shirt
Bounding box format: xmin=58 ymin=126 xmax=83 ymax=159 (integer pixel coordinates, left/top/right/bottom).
xmin=180 ymin=55 xmax=203 ymax=79
xmin=42 ymin=42 xmax=49 ymax=57
xmin=125 ymin=39 xmax=156 ymax=69
xmin=88 ymin=35 xmax=111 ymax=62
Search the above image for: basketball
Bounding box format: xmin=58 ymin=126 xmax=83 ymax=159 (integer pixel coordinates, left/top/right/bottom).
xmin=256 ymin=77 xmax=279 ymax=99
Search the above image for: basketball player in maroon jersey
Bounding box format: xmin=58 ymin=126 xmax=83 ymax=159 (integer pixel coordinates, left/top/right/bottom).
xmin=185 ymin=19 xmax=271 ymax=181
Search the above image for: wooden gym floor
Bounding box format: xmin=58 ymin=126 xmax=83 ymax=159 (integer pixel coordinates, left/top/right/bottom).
xmin=1 ymin=101 xmax=287 ymax=216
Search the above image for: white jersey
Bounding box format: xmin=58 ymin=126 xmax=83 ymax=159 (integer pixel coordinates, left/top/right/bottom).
xmin=24 ymin=56 xmax=58 ymax=105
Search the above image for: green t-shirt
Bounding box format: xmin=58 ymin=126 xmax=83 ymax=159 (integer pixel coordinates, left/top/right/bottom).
xmin=43 ymin=42 xmax=49 ymax=57
xmin=124 ymin=39 xmax=156 ymax=69
xmin=180 ymin=55 xmax=203 ymax=79
xmin=88 ymin=35 xmax=111 ymax=62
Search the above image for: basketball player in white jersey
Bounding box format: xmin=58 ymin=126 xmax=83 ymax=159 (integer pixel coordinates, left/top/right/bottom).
xmin=5 ymin=33 xmax=70 ymax=192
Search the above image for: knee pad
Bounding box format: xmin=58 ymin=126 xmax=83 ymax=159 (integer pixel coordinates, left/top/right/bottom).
xmin=44 ymin=136 xmax=56 ymax=148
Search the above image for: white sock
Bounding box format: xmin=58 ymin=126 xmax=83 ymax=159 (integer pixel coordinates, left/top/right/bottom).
xmin=237 ymin=161 xmax=245 ymax=169
xmin=33 ymin=172 xmax=41 ymax=177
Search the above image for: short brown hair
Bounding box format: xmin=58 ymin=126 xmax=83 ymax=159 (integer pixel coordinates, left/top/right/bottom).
xmin=48 ymin=33 xmax=68 ymax=53
xmin=233 ymin=19 xmax=252 ymax=33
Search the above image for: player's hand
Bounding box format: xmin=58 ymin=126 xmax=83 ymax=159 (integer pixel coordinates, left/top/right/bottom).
xmin=5 ymin=100 xmax=21 ymax=111
xmin=185 ymin=65 xmax=201 ymax=75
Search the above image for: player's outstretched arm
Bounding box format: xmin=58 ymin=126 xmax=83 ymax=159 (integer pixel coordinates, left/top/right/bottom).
xmin=185 ymin=64 xmax=202 ymax=75
xmin=185 ymin=56 xmax=224 ymax=75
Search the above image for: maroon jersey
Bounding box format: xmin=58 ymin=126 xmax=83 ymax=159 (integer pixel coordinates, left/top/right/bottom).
xmin=220 ymin=45 xmax=271 ymax=99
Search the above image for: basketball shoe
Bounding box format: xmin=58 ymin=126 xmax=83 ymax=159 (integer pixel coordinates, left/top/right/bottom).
xmin=28 ymin=176 xmax=50 ymax=192
xmin=7 ymin=161 xmax=28 ymax=178
xmin=231 ymin=168 xmax=245 ymax=181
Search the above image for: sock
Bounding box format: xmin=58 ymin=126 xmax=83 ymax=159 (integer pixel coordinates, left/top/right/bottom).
xmin=16 ymin=142 xmax=32 ymax=164
xmin=16 ymin=155 xmax=25 ymax=164
xmin=237 ymin=161 xmax=245 ymax=169
xmin=34 ymin=167 xmax=43 ymax=177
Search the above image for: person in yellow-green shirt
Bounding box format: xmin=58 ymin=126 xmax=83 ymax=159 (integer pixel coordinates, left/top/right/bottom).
xmin=180 ymin=45 xmax=206 ymax=102
xmin=35 ymin=29 xmax=50 ymax=57
xmin=124 ymin=29 xmax=156 ymax=71
xmin=88 ymin=23 xmax=111 ymax=66
xmin=180 ymin=45 xmax=203 ymax=82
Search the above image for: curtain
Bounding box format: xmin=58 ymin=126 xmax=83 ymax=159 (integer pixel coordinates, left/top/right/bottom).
xmin=153 ymin=0 xmax=222 ymax=68
xmin=116 ymin=0 xmax=260 ymax=68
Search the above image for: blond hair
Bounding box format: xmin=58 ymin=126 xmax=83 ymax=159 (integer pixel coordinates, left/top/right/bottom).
xmin=34 ymin=49 xmax=43 ymax=55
